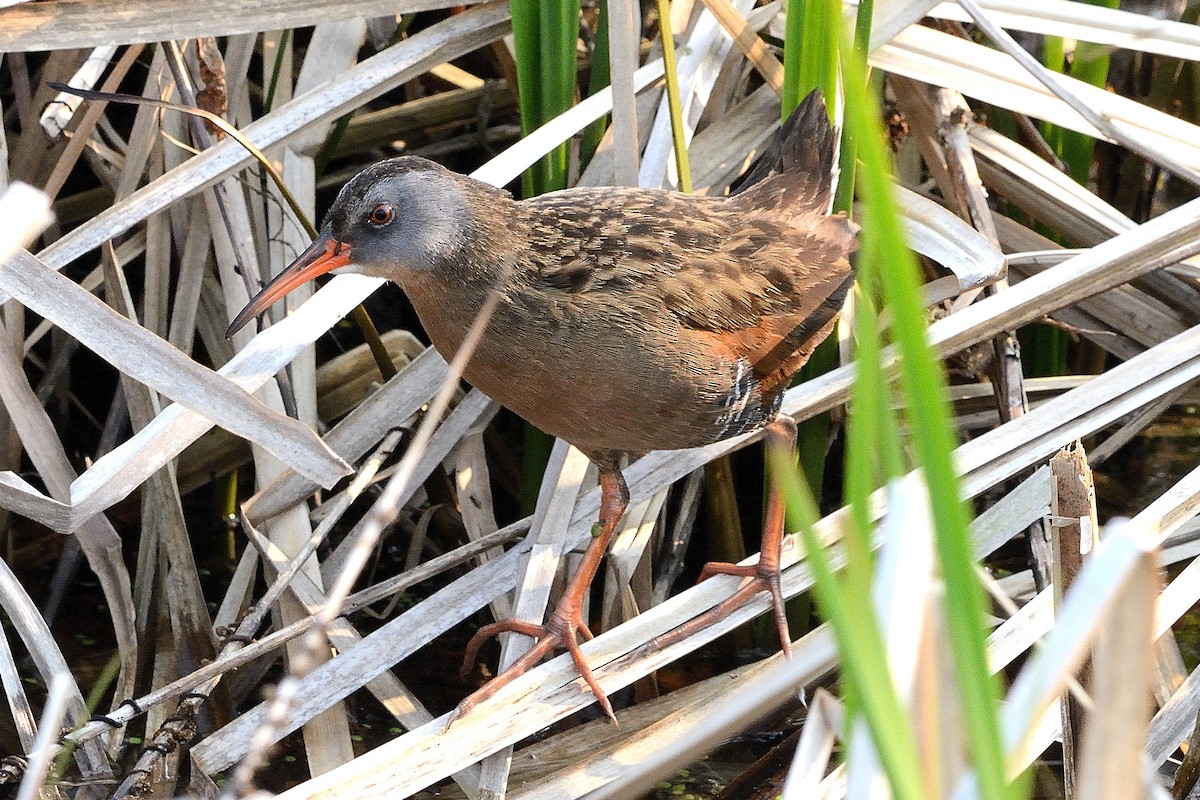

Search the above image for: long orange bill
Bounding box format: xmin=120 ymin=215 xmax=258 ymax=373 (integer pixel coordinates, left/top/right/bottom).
xmin=226 ymin=229 xmax=353 ymax=337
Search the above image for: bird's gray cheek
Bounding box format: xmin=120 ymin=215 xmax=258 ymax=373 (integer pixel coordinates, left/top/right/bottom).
xmin=403 ymin=231 xmax=440 ymax=267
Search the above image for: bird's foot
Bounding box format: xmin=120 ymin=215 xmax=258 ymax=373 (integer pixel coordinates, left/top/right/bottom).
xmin=699 ymin=560 xmax=792 ymax=658
xmin=446 ymin=606 xmax=614 ymax=731
xmin=645 ymin=559 xmax=793 ymax=658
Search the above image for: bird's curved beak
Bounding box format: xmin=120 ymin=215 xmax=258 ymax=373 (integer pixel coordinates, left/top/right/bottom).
xmin=226 ymin=229 xmax=353 ymax=337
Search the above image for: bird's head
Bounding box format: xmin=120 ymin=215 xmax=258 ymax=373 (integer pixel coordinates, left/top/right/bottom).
xmin=227 ymin=156 xmax=489 ymax=336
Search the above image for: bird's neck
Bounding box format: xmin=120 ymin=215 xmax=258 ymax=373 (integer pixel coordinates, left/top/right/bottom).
xmin=398 ymin=201 xmax=532 ymax=361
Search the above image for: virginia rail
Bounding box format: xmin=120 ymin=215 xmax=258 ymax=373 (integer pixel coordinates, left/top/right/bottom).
xmin=229 ymin=89 xmax=857 ymax=722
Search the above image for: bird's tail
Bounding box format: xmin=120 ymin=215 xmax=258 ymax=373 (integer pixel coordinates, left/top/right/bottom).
xmin=731 ymin=89 xmax=839 ymax=216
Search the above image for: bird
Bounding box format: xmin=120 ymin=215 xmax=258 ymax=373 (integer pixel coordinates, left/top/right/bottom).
xmin=229 ymin=88 xmax=857 ymax=724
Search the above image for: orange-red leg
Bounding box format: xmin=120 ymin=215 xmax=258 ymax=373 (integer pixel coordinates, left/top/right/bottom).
xmin=448 ymin=461 xmax=629 ymax=728
xmin=652 ymin=417 xmax=798 ymax=657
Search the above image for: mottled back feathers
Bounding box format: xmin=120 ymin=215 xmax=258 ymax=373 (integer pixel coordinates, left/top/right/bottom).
xmin=520 ymin=189 xmax=854 ymax=338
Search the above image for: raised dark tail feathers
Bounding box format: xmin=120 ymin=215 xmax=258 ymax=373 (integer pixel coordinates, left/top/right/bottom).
xmin=731 ymin=89 xmax=839 ymax=215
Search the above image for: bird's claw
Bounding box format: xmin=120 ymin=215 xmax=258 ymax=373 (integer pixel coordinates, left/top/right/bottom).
xmin=451 ymin=609 xmax=615 ymax=728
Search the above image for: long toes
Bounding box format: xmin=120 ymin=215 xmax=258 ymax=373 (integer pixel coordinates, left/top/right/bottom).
xmin=697 ymin=562 xmax=756 ymax=584
xmin=562 ymin=631 xmax=616 ymax=724
xmin=644 ymin=566 xmax=795 ymax=660
xmin=460 ymin=618 xmax=552 ymax=677
xmin=453 ymin=609 xmax=620 ymax=724
xmin=460 ymin=630 xmax=492 ymax=678
xmin=763 ymin=575 xmax=793 ymax=657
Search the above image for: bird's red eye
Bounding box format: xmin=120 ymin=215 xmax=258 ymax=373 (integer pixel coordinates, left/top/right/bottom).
xmin=367 ymin=204 xmax=394 ymax=226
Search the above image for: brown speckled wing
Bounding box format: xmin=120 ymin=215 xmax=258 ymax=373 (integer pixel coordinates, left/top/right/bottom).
xmin=522 ymin=189 xmax=720 ymax=290
xmin=525 ymin=188 xmax=854 ymax=323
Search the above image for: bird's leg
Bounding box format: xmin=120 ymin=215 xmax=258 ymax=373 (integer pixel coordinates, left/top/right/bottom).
xmin=450 ymin=463 xmax=629 ymax=727
xmin=649 ymin=417 xmax=798 ymax=657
